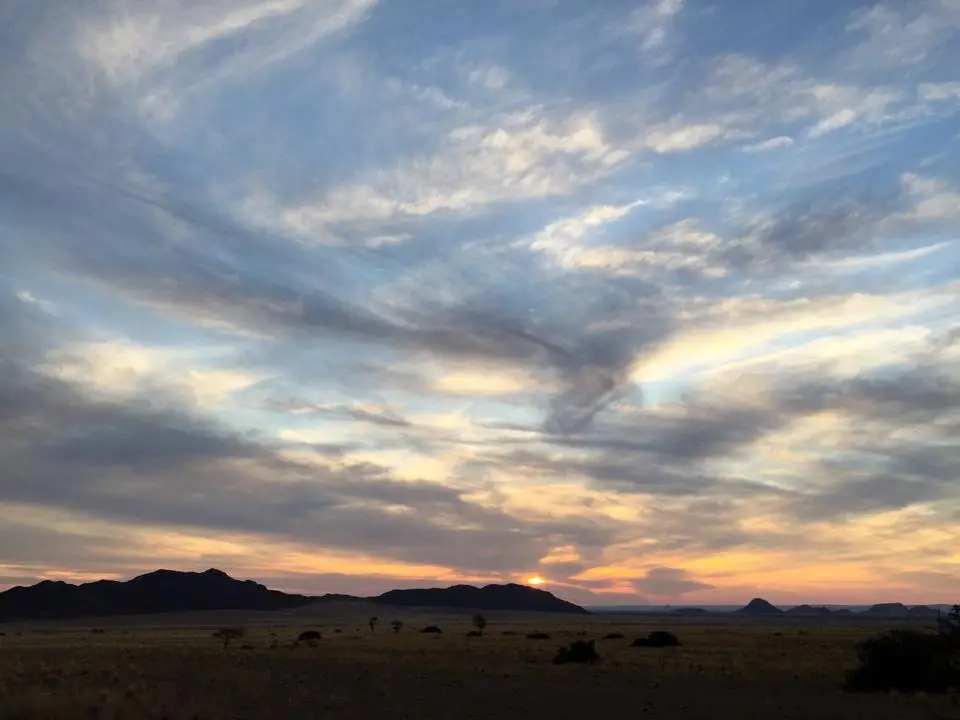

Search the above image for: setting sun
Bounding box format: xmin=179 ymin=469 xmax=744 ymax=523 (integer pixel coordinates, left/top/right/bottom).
xmin=526 ymin=576 xmax=545 ymax=586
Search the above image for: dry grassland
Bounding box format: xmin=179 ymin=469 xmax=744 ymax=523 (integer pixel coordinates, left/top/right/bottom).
xmin=2 ymin=612 xmax=958 ymax=719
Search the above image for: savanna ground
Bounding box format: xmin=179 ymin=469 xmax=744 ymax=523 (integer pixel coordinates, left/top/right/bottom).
xmin=1 ymin=608 xmax=958 ymax=719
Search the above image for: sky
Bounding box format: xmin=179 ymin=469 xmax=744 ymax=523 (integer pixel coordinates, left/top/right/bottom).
xmin=1 ymin=0 xmax=958 ymax=607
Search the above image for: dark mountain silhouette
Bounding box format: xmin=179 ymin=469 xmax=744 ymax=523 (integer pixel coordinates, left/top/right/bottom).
xmin=0 ymin=569 xmax=314 ymax=622
xmin=862 ymin=602 xmax=909 ymax=618
xmin=672 ymin=607 xmax=708 ymax=616
xmin=907 ymin=605 xmax=939 ymax=618
xmin=785 ymin=604 xmax=834 ymax=616
xmin=375 ymin=583 xmax=589 ymax=614
xmin=0 ymin=571 xmax=588 ymax=621
xmin=734 ymin=598 xmax=783 ymax=615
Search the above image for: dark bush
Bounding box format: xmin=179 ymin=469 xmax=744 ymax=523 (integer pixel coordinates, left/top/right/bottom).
xmin=631 ymin=631 xmax=681 ymax=648
xmin=90 ymin=628 xmax=106 ymax=635
xmin=603 ymin=632 xmax=625 ymax=640
xmin=466 ymin=630 xmax=482 ymax=637
xmin=296 ymin=630 xmax=322 ymax=647
xmin=240 ymin=644 xmax=256 ymax=650
xmin=502 ymin=630 xmax=517 ymax=636
xmin=845 ymin=629 xmax=960 ymax=694
xmin=421 ymin=625 xmax=442 ymax=634
xmin=527 ymin=632 xmax=551 ymax=640
xmin=554 ymin=640 xmax=600 ymax=665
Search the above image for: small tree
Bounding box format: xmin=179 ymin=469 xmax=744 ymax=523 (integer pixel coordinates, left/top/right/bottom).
xmin=368 ymin=616 xmax=379 ymax=633
xmin=212 ymin=627 xmax=244 ymax=649
xmin=391 ymin=620 xmax=403 ymax=634
xmin=472 ymin=613 xmax=487 ymax=636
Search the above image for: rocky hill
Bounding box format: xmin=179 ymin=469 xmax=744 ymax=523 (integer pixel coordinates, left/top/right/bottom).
xmin=785 ymin=604 xmax=835 ymax=616
xmin=734 ymin=598 xmax=783 ymax=615
xmin=375 ymin=583 xmax=589 ymax=614
xmin=0 ymin=569 xmax=315 ymax=622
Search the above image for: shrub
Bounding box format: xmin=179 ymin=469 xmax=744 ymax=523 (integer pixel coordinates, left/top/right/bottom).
xmin=466 ymin=630 xmax=482 ymax=637
xmin=296 ymin=630 xmax=322 ymax=647
xmin=603 ymin=632 xmax=625 ymax=640
xmin=631 ymin=631 xmax=681 ymax=648
xmin=212 ymin=627 xmax=245 ymax=649
xmin=845 ymin=629 xmax=960 ymax=694
xmin=421 ymin=625 xmax=442 ymax=634
xmin=90 ymin=628 xmax=106 ymax=635
xmin=527 ymin=632 xmax=551 ymax=640
xmin=391 ymin=620 xmax=403 ymax=634
xmin=554 ymin=640 xmax=600 ymax=665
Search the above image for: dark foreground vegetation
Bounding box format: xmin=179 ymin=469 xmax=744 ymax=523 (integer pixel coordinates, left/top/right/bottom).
xmin=845 ymin=604 xmax=960 ymax=694
xmin=1 ymin=614 xmax=957 ymax=719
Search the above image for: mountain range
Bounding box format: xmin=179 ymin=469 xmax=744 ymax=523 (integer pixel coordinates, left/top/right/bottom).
xmin=0 ymin=569 xmax=587 ymax=622
xmin=733 ymin=598 xmax=942 ymax=618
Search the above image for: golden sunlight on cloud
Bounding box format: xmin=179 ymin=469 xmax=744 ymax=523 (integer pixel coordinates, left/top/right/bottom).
xmin=43 ymin=339 xmax=262 ymax=407
xmin=633 ymin=290 xmax=950 ymax=384
xmin=432 ymin=369 xmax=532 ymax=396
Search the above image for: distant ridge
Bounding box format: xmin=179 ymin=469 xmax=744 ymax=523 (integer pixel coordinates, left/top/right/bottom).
xmin=0 ymin=569 xmax=314 ymax=622
xmin=375 ymin=583 xmax=589 ymax=614
xmin=785 ymin=604 xmax=834 ymax=616
xmin=0 ymin=571 xmax=588 ymax=621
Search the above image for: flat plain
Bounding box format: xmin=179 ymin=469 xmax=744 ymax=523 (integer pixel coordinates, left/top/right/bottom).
xmin=1 ymin=609 xmax=957 ymax=720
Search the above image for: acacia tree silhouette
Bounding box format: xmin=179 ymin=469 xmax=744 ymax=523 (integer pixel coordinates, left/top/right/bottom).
xmin=212 ymin=627 xmax=244 ymax=649
xmin=472 ymin=613 xmax=487 ymax=636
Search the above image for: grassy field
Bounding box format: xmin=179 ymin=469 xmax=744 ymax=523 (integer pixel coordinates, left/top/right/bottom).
xmin=1 ymin=612 xmax=957 ymax=719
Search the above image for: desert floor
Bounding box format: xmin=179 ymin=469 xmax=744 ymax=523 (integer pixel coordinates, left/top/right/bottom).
xmin=1 ymin=609 xmax=957 ymax=719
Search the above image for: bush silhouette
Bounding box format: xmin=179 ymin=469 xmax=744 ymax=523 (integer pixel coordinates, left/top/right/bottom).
xmin=466 ymin=630 xmax=482 ymax=637
xmin=631 ymin=631 xmax=681 ymax=648
xmin=602 ymin=632 xmax=625 ymax=640
xmin=391 ymin=620 xmax=403 ymax=634
xmin=421 ymin=625 xmax=442 ymax=634
xmin=296 ymin=630 xmax=322 ymax=647
xmin=845 ymin=629 xmax=960 ymax=693
xmin=527 ymin=632 xmax=551 ymax=640
xmin=554 ymin=640 xmax=600 ymax=665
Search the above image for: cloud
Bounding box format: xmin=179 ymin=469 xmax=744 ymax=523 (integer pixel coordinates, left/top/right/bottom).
xmin=1 ymin=0 xmax=959 ymax=603
xmin=631 ymin=567 xmax=713 ymax=596
xmin=744 ymin=136 xmax=794 ymax=153
xmin=284 ymin=107 xmax=630 ymax=228
xmin=627 ymin=0 xmax=685 ymax=61
xmin=644 ymin=123 xmax=727 ymax=153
